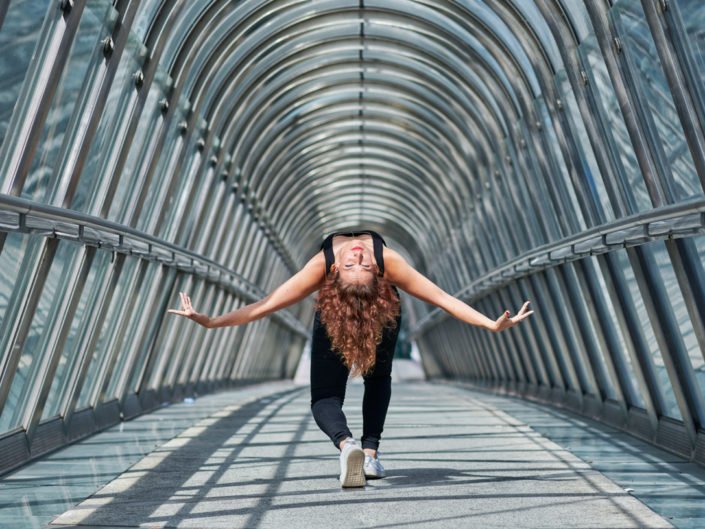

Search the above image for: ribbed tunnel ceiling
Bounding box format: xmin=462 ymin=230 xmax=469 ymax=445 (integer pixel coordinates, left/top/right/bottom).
xmin=5 ymin=0 xmax=705 ymax=474
xmin=151 ymin=0 xmax=554 ymax=271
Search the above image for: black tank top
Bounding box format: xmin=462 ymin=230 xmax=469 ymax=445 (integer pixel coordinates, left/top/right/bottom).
xmin=320 ymin=230 xmax=387 ymax=276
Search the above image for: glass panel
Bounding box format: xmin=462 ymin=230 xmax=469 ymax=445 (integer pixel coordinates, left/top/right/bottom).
xmin=77 ymin=256 xmax=138 ymax=408
xmin=508 ymin=0 xmax=562 ymax=71
xmin=590 ymin=256 xmax=644 ymax=406
xmin=161 ymin=142 xmax=202 ymax=242
xmin=536 ymin=97 xmax=586 ymax=233
xmin=70 ymin=33 xmax=147 ymax=215
xmin=651 ymin=242 xmax=705 ymax=423
xmin=42 ymin=249 xmax=112 ymax=419
xmin=137 ymin=106 xmax=186 ymax=234
xmin=126 ymin=267 xmax=174 ymax=394
xmin=613 ymin=249 xmax=681 ymax=419
xmin=685 ymin=236 xmax=705 ymax=409
xmin=108 ymin=76 xmax=165 ymax=223
xmin=132 ymin=0 xmax=164 ymax=42
xmin=579 ymin=35 xmax=650 ymax=213
xmin=673 ymin=0 xmax=705 ymax=114
xmin=558 ymin=0 xmax=593 ymax=42
xmin=0 ymin=0 xmax=51 ymax=149
xmin=0 ymin=233 xmax=30 ymax=325
xmin=545 ymin=269 xmax=596 ymax=394
xmin=104 ymin=263 xmax=155 ymax=399
xmin=0 ymin=240 xmax=81 ymax=432
xmin=21 ymin=1 xmax=108 ymax=203
xmin=612 ymin=0 xmax=701 ymax=202
xmin=554 ymin=69 xmax=614 ymax=222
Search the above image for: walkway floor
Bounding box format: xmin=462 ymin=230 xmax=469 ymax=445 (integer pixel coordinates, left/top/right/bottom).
xmin=3 ymin=380 xmax=705 ymax=528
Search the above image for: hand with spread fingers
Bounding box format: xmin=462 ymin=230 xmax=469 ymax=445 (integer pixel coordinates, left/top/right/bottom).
xmin=493 ymin=301 xmax=533 ymax=332
xmin=168 ymin=292 xmax=211 ymax=326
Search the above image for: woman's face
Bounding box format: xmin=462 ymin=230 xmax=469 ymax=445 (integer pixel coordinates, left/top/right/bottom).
xmin=335 ymin=242 xmax=375 ymax=285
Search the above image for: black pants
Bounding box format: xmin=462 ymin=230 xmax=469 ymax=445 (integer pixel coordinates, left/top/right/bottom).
xmin=310 ymin=309 xmax=401 ymax=451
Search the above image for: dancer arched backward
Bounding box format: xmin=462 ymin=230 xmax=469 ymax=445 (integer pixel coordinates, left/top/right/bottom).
xmin=169 ymin=231 xmax=533 ymax=487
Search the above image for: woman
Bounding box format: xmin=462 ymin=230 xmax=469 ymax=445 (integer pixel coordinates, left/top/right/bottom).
xmin=169 ymin=230 xmax=533 ymax=487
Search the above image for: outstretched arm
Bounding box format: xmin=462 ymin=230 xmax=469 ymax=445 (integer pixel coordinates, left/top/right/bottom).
xmin=168 ymin=252 xmax=326 ymax=328
xmin=383 ymin=248 xmax=533 ymax=332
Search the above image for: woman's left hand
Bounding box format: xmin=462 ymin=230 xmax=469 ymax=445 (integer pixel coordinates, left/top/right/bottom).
xmin=493 ymin=301 xmax=533 ymax=332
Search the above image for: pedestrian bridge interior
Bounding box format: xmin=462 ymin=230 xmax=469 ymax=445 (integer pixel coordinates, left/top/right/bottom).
xmin=2 ymin=0 xmax=705 ymax=527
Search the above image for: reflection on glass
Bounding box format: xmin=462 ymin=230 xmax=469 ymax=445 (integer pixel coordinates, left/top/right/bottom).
xmin=0 ymin=233 xmax=31 ymax=326
xmin=77 ymin=256 xmax=138 ymax=408
xmin=137 ymin=108 xmax=186 ymax=235
xmin=126 ymin=267 xmax=174 ymax=394
xmin=674 ymin=0 xmax=705 ymax=116
xmin=613 ymin=249 xmax=681 ymax=419
xmin=589 ymin=256 xmax=644 ymax=407
xmin=580 ymin=35 xmax=650 ymax=213
xmin=612 ymin=0 xmax=700 ymax=202
xmin=42 ymin=250 xmax=112 ymax=419
xmin=559 ymin=0 xmax=593 ymax=42
xmin=0 ymin=0 xmax=51 ymax=150
xmin=536 ymin=97 xmax=586 ymax=234
xmin=71 ymin=34 xmax=145 ymax=215
xmin=555 ymin=70 xmax=614 ymax=223
xmin=0 ymin=241 xmax=81 ymax=432
xmin=108 ymin=81 xmax=163 ymax=224
xmin=104 ymin=263 xmax=159 ymax=399
xmin=686 ymin=236 xmax=705 ymax=410
xmin=22 ymin=4 xmax=105 ymax=203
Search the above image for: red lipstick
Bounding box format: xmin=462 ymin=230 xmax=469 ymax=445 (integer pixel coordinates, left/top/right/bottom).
xmin=351 ymin=246 xmax=363 ymax=251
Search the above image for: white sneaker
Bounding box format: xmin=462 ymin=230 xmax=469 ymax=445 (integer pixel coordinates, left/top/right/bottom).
xmin=364 ymin=453 xmax=386 ymax=479
xmin=339 ymin=439 xmax=366 ymax=487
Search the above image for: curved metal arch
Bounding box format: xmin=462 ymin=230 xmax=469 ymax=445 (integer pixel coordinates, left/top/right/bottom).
xmin=225 ymin=91 xmax=473 ymax=226
xmin=259 ymin=130 xmax=460 ymax=217
xmin=281 ymin=190 xmax=437 ymax=259
xmin=234 ymin=62 xmax=493 ymax=174
xmin=258 ymin=119 xmax=478 ymax=211
xmin=172 ymin=2 xmax=528 ymax=125
xmin=274 ymin=169 xmax=440 ymax=242
xmin=240 ymin=89 xmax=485 ymax=205
xmin=503 ymin=0 xmax=563 ymax=70
xmin=172 ymin=20 xmax=528 ymax=223
xmin=238 ymin=66 xmax=498 ymax=186
xmin=211 ymin=35 xmax=514 ymax=166
xmin=213 ymin=24 xmax=525 ymax=153
xmin=270 ymin=164 xmax=446 ymax=234
xmin=142 ymin=2 xmax=572 ymax=276
xmin=447 ymin=0 xmax=548 ymax=85
xmin=201 ymin=32 xmax=515 ymax=167
xmin=267 ymin=157 xmax=454 ymax=251
xmin=189 ymin=9 xmax=529 ymax=150
xmin=261 ymin=133 xmax=455 ymax=219
xmin=486 ymin=1 xmax=571 ymax=129
xmin=267 ymin=146 xmax=450 ymax=243
xmin=154 ymin=2 xmax=556 ymax=184
xmin=363 ymin=0 xmax=540 ymax=100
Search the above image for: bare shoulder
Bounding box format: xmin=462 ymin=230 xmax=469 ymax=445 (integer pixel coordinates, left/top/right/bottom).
xmin=301 ymin=250 xmax=327 ymax=284
xmin=382 ymin=247 xmax=411 ymax=282
xmin=382 ymin=246 xmax=405 ymax=264
xmin=305 ymin=250 xmax=326 ymax=269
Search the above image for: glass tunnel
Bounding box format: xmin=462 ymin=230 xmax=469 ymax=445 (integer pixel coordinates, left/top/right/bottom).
xmin=2 ymin=0 xmax=705 ymax=478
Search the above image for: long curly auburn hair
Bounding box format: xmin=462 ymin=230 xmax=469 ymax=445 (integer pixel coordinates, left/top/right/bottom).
xmin=315 ymin=267 xmax=400 ymax=377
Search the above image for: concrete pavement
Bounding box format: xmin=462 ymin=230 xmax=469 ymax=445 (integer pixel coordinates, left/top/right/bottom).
xmin=47 ymin=382 xmax=674 ymax=529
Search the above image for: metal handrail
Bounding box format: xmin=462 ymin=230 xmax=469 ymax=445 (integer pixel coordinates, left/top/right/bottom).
xmin=0 ymin=194 xmax=309 ymax=337
xmin=411 ymin=197 xmax=705 ymax=337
